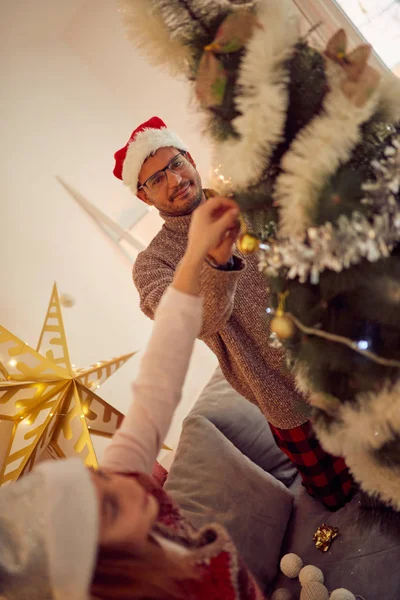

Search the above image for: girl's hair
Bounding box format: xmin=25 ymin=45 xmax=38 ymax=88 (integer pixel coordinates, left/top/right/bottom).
xmin=90 ymin=539 xmax=199 ymax=600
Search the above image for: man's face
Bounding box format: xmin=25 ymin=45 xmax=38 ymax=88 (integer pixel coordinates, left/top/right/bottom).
xmin=137 ymin=146 xmax=204 ymax=216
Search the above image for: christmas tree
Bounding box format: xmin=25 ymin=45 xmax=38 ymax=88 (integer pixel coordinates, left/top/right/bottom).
xmin=118 ymin=0 xmax=400 ymax=510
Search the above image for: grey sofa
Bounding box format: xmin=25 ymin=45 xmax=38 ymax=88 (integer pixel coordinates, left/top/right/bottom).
xmin=165 ymin=368 xmax=400 ymax=599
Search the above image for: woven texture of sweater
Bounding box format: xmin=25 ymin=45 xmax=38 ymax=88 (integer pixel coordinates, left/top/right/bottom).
xmin=133 ymin=193 xmax=308 ymax=429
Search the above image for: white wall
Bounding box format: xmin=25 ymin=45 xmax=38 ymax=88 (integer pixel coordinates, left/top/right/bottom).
xmin=0 ymin=0 xmax=216 ymax=462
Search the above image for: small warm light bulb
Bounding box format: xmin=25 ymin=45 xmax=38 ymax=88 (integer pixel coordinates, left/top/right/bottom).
xmin=88 ymin=426 xmax=91 ymax=429
xmin=80 ymin=414 xmax=85 ymax=419
xmin=8 ymin=359 xmax=17 ymax=367
xmin=50 ymin=412 xmax=54 ymax=417
xmin=96 ymin=385 xmax=100 ymax=389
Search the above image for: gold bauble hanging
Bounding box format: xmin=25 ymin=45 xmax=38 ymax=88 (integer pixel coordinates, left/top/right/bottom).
xmin=270 ymin=314 xmax=297 ymax=340
xmin=237 ymin=233 xmax=260 ymax=255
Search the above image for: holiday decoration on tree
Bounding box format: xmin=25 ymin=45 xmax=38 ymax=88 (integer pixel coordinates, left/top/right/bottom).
xmin=118 ymin=0 xmax=400 ymax=509
xmin=0 ymin=284 xmax=135 ymax=485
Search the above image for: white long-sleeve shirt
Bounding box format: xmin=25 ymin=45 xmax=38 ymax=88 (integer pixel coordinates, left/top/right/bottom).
xmin=101 ymin=287 xmax=203 ymax=474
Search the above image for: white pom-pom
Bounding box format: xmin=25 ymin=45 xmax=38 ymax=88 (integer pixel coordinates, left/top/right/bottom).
xmin=280 ymin=553 xmax=304 ymax=578
xmin=300 ymin=581 xmax=329 ymax=600
xmin=271 ymin=588 xmax=294 ymax=600
xmin=329 ymin=589 xmax=356 ymax=600
xmin=299 ymin=565 xmax=324 ymax=585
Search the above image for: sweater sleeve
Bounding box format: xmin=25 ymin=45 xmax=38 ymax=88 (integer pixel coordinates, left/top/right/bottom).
xmin=101 ymin=287 xmax=203 ymax=474
xmin=133 ymin=251 xmax=246 ymax=338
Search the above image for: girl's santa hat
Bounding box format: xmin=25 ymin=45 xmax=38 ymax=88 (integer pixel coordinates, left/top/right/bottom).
xmin=113 ymin=116 xmax=188 ymax=194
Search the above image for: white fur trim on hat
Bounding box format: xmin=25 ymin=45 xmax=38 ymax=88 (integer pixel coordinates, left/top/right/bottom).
xmin=36 ymin=458 xmax=99 ymax=600
xmin=122 ymin=127 xmax=188 ymax=194
xmin=0 ymin=458 xmax=98 ymax=600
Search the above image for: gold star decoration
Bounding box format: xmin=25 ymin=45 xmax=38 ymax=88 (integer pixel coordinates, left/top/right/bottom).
xmin=0 ymin=284 xmax=136 ymax=485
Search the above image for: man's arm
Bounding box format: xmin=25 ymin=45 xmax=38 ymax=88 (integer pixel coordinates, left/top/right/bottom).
xmin=133 ymin=251 xmax=245 ymax=338
xmin=133 ymin=196 xmax=244 ymax=338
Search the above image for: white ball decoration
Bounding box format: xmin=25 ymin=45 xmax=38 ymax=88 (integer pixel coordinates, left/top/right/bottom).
xmin=300 ymin=581 xmax=329 ymax=600
xmin=299 ymin=565 xmax=324 ymax=585
xmin=271 ymin=588 xmax=294 ymax=600
xmin=329 ymin=589 xmax=356 ymax=600
xmin=280 ymin=553 xmax=304 ymax=578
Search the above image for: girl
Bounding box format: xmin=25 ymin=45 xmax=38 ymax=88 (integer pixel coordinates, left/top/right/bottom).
xmin=0 ymin=197 xmax=278 ymax=600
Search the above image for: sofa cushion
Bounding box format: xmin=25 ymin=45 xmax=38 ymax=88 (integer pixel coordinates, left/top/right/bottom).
xmin=165 ymin=412 xmax=294 ymax=592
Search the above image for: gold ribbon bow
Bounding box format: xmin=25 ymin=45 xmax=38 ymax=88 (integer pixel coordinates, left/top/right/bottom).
xmin=324 ymin=29 xmax=380 ymax=107
xmin=195 ymin=9 xmax=261 ymax=108
xmin=313 ymin=523 xmax=339 ymax=552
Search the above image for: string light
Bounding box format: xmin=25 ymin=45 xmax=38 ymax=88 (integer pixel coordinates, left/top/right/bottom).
xmin=211 ymin=165 xmax=233 ymax=195
xmin=286 ymin=312 xmax=400 ymax=368
xmin=8 ymin=359 xmax=17 ymax=367
xmin=357 ymin=339 xmax=370 ymax=350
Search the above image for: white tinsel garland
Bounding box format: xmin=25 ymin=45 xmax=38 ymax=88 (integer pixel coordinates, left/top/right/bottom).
xmin=211 ymin=0 xmax=298 ymax=189
xmin=379 ymin=71 xmax=400 ymax=124
xmin=150 ymin=0 xmax=233 ymax=45
xmin=314 ymin=380 xmax=400 ymax=511
xmin=275 ymin=60 xmax=381 ymax=239
xmin=117 ymin=0 xmax=191 ymax=76
xmin=259 ymin=134 xmax=400 ymax=283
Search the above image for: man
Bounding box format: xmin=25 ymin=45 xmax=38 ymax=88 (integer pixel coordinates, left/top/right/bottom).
xmin=113 ymin=116 xmax=353 ymax=509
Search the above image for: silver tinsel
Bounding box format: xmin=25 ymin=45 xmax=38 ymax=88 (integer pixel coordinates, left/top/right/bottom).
xmin=259 ymin=135 xmax=400 ymax=284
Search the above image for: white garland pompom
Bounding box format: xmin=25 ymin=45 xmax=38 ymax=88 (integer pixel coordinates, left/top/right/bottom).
xmin=329 ymin=589 xmax=356 ymax=600
xmin=280 ymin=553 xmax=303 ymax=578
xmin=299 ymin=565 xmax=324 ymax=585
xmin=271 ymin=588 xmax=294 ymax=600
xmin=300 ymin=582 xmax=329 ymax=600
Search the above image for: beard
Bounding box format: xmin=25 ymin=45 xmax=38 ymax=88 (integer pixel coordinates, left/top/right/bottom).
xmin=163 ymin=171 xmax=204 ymax=216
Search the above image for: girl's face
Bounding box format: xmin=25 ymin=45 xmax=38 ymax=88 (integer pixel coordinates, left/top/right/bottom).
xmin=90 ymin=469 xmax=159 ymax=550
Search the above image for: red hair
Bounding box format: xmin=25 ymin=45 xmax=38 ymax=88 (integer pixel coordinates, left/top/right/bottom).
xmin=91 ymin=540 xmax=199 ymax=599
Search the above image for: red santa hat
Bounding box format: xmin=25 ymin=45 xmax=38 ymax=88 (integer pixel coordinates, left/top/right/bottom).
xmin=113 ymin=116 xmax=188 ymax=194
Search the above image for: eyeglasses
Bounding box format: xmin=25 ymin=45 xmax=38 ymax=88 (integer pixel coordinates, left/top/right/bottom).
xmin=138 ymin=152 xmax=191 ymax=194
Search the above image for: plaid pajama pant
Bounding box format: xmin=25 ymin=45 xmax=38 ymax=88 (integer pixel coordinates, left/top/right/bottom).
xmin=269 ymin=420 xmax=354 ymax=511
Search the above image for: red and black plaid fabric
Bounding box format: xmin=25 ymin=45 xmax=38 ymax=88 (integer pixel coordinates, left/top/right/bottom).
xmin=269 ymin=421 xmax=354 ymax=511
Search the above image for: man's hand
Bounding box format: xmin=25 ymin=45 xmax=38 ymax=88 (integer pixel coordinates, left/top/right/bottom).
xmin=187 ymin=196 xmax=240 ymax=266
xmin=172 ymin=197 xmax=240 ymax=296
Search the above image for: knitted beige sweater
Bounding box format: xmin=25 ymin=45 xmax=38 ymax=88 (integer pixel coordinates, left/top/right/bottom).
xmin=133 ymin=195 xmax=308 ymax=429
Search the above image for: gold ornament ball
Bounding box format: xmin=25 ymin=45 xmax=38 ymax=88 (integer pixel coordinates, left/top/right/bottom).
xmin=270 ymin=315 xmax=296 ymax=339
xmin=237 ymin=233 xmax=260 ymax=254
xmin=59 ymin=293 xmax=75 ymax=308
